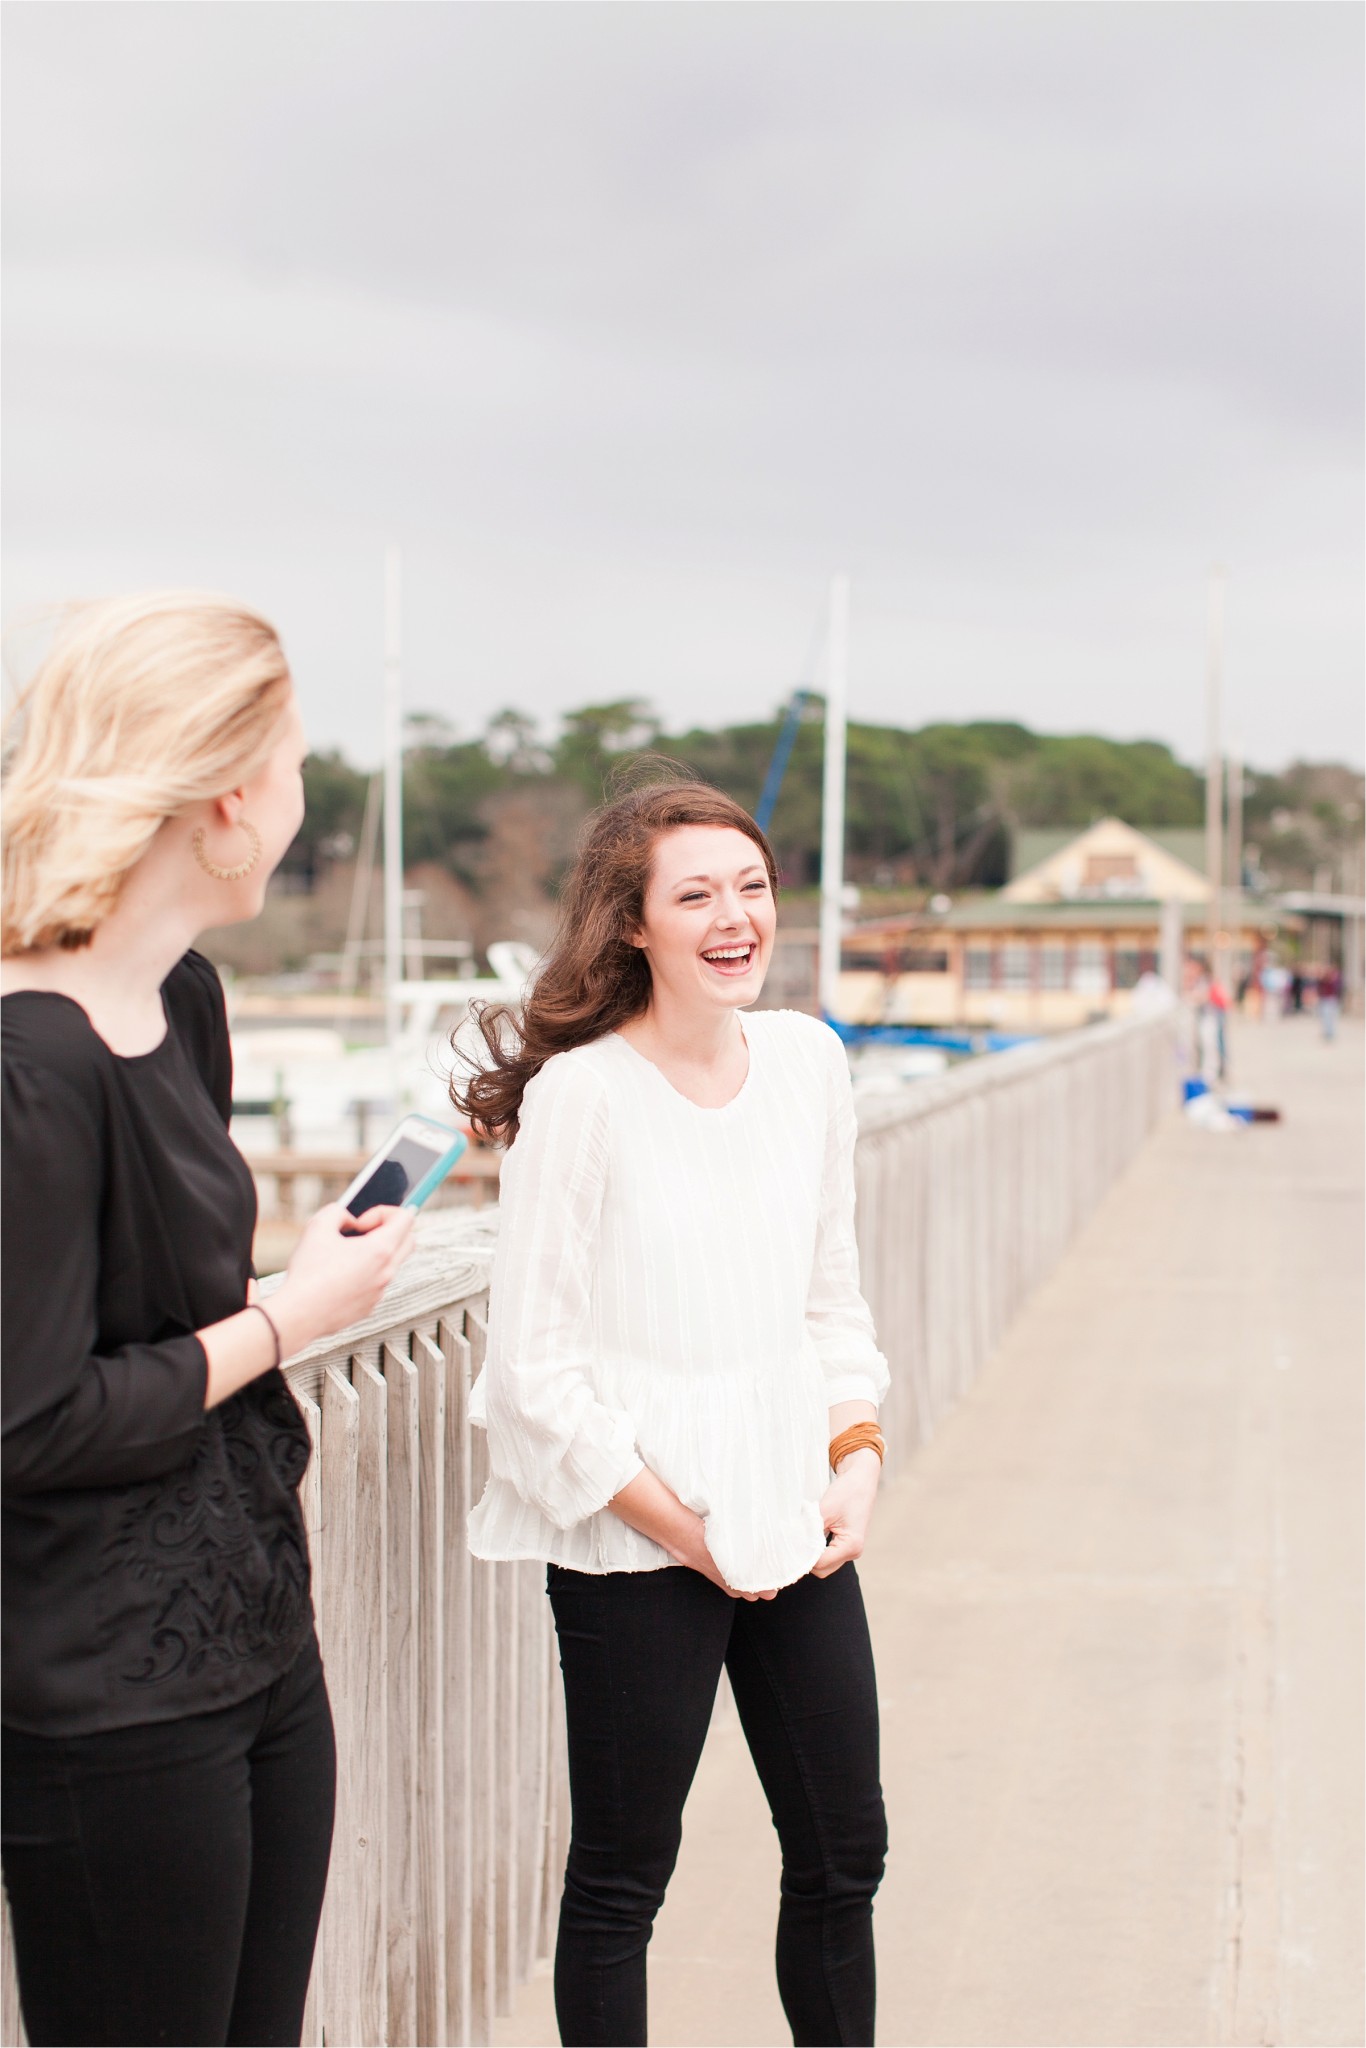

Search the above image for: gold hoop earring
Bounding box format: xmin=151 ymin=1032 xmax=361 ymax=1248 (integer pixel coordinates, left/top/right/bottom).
xmin=192 ymin=817 xmax=263 ymax=883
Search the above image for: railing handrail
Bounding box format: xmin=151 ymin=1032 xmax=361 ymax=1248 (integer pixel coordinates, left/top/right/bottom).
xmin=852 ymin=1006 xmax=1176 ymax=1134
xmin=265 ymin=1210 xmax=498 ymax=1399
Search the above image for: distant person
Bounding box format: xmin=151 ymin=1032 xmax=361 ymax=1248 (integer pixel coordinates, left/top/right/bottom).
xmin=1 ymin=595 xmax=415 ymax=2048
xmin=1190 ymin=968 xmax=1228 ymax=1082
xmin=1260 ymin=958 xmax=1289 ymax=1022
xmin=1208 ymin=975 xmax=1230 ymax=1078
xmin=1318 ymin=964 xmax=1342 ymax=1042
xmin=1246 ymin=949 xmax=1267 ymax=1021
xmin=455 ymin=778 xmax=889 ymax=2048
xmin=1176 ymin=955 xmax=1204 ymax=1071
xmin=1290 ymin=967 xmax=1305 ymax=1013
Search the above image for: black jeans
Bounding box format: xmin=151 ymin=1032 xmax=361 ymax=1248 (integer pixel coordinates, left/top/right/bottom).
xmin=548 ymin=1562 xmax=887 ymax=2048
xmin=1 ymin=1631 xmax=335 ymax=2048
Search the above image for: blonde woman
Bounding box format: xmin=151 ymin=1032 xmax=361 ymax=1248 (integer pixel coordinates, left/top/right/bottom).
xmin=1 ymin=596 xmax=414 ymax=2048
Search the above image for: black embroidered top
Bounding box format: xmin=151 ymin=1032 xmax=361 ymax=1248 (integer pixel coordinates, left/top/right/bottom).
xmin=1 ymin=951 xmax=312 ymax=1735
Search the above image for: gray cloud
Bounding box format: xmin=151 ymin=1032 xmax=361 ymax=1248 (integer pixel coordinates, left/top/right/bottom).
xmin=3 ymin=1 xmax=1361 ymax=770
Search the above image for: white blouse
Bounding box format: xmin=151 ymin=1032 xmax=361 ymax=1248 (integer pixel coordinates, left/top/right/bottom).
xmin=466 ymin=1008 xmax=889 ymax=1592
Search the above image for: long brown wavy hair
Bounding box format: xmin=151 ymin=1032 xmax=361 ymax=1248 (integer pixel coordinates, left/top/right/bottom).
xmin=451 ymin=771 xmax=778 ymax=1143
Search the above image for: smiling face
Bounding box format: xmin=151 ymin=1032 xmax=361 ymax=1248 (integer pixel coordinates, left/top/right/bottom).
xmin=631 ymin=823 xmax=777 ymax=1014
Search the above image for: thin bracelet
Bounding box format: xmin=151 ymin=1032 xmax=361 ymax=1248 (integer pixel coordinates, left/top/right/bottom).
xmin=246 ymin=1300 xmax=282 ymax=1370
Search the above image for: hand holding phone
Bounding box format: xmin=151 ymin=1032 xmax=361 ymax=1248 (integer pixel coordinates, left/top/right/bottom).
xmin=269 ymin=1201 xmax=416 ymax=1356
xmin=257 ymin=1118 xmax=465 ymax=1360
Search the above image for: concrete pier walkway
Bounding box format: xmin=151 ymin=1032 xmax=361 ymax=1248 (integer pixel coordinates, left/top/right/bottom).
xmin=497 ymin=1018 xmax=1363 ymax=2048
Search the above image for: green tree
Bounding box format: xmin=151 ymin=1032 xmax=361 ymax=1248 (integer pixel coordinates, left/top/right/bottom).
xmin=1008 ymin=736 xmax=1202 ymax=828
xmin=403 ymin=737 xmax=509 ymax=873
xmin=484 ymin=708 xmax=551 ymax=774
xmin=277 ymin=702 xmax=1357 ymax=909
xmin=278 ymin=750 xmax=370 ymax=885
xmin=553 ymin=700 xmax=662 ymax=799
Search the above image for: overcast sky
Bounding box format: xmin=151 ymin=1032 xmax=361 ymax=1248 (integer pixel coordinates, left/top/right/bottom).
xmin=3 ymin=2 xmax=1362 ymax=772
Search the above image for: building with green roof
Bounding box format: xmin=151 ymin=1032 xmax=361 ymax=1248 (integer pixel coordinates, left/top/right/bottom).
xmin=837 ymin=818 xmax=1288 ymax=1030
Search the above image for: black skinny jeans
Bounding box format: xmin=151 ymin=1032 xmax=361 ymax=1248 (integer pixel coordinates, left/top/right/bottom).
xmin=548 ymin=1561 xmax=887 ymax=2048
xmin=1 ymin=1631 xmax=335 ymax=2048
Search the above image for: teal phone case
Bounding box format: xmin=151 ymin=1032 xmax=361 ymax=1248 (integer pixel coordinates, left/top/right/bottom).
xmin=402 ymin=1121 xmax=469 ymax=1209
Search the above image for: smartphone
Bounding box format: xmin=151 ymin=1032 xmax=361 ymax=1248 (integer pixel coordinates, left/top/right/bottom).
xmin=338 ymin=1114 xmax=469 ymax=1220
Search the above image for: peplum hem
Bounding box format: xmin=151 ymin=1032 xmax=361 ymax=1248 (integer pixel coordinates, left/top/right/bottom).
xmin=470 ymin=1345 xmax=834 ymax=1592
xmin=467 ymin=1481 xmax=673 ymax=1575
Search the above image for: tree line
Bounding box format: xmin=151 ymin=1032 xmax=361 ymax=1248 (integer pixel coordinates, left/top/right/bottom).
xmin=285 ymin=698 xmax=1362 ymax=897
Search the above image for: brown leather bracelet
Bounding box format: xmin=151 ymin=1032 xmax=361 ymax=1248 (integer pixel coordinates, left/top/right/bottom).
xmin=829 ymin=1422 xmax=886 ymax=1472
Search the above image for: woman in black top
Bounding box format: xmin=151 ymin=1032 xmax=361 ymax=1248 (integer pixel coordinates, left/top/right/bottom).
xmin=1 ymin=593 xmax=415 ymax=2047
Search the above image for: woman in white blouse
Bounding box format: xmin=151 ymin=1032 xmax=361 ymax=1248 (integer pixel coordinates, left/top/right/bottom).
xmin=456 ymin=778 xmax=889 ymax=2048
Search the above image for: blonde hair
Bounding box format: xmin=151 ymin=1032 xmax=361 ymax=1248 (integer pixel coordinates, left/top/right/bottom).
xmin=2 ymin=592 xmax=292 ymax=953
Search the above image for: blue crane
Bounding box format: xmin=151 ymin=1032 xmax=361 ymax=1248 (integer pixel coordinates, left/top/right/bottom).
xmin=754 ymin=687 xmax=809 ymax=833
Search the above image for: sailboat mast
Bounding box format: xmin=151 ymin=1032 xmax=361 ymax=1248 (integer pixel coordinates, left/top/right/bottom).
xmin=819 ymin=572 xmax=850 ymax=1020
xmin=383 ymin=544 xmax=404 ymax=1059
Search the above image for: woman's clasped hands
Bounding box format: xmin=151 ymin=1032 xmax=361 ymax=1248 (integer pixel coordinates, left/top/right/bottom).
xmin=673 ymin=1514 xmax=779 ymax=1603
xmin=607 ymin=1465 xmax=780 ymax=1600
xmin=607 ymin=1450 xmax=881 ymax=1601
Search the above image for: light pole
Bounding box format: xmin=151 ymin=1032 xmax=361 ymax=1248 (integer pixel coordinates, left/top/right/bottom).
xmin=1227 ymin=735 xmax=1244 ymax=989
xmin=1204 ymin=569 xmax=1227 ymax=991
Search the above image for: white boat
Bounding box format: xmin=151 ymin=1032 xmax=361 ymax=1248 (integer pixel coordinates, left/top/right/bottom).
xmin=230 ymin=940 xmax=540 ymax=1154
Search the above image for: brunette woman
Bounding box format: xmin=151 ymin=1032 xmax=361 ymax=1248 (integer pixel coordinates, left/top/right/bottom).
xmin=1 ymin=595 xmax=415 ymax=2047
xmin=456 ymin=778 xmax=889 ymax=2048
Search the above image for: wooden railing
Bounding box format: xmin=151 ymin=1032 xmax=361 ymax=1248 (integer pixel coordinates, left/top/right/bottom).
xmin=850 ymin=1009 xmax=1174 ymax=1471
xmin=264 ymin=1209 xmax=552 ymax=2048
xmin=1 ymin=1010 xmax=1175 ymax=2048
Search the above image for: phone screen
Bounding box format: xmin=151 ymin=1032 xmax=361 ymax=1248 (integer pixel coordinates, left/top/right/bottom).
xmin=346 ymin=1130 xmax=450 ymax=1218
